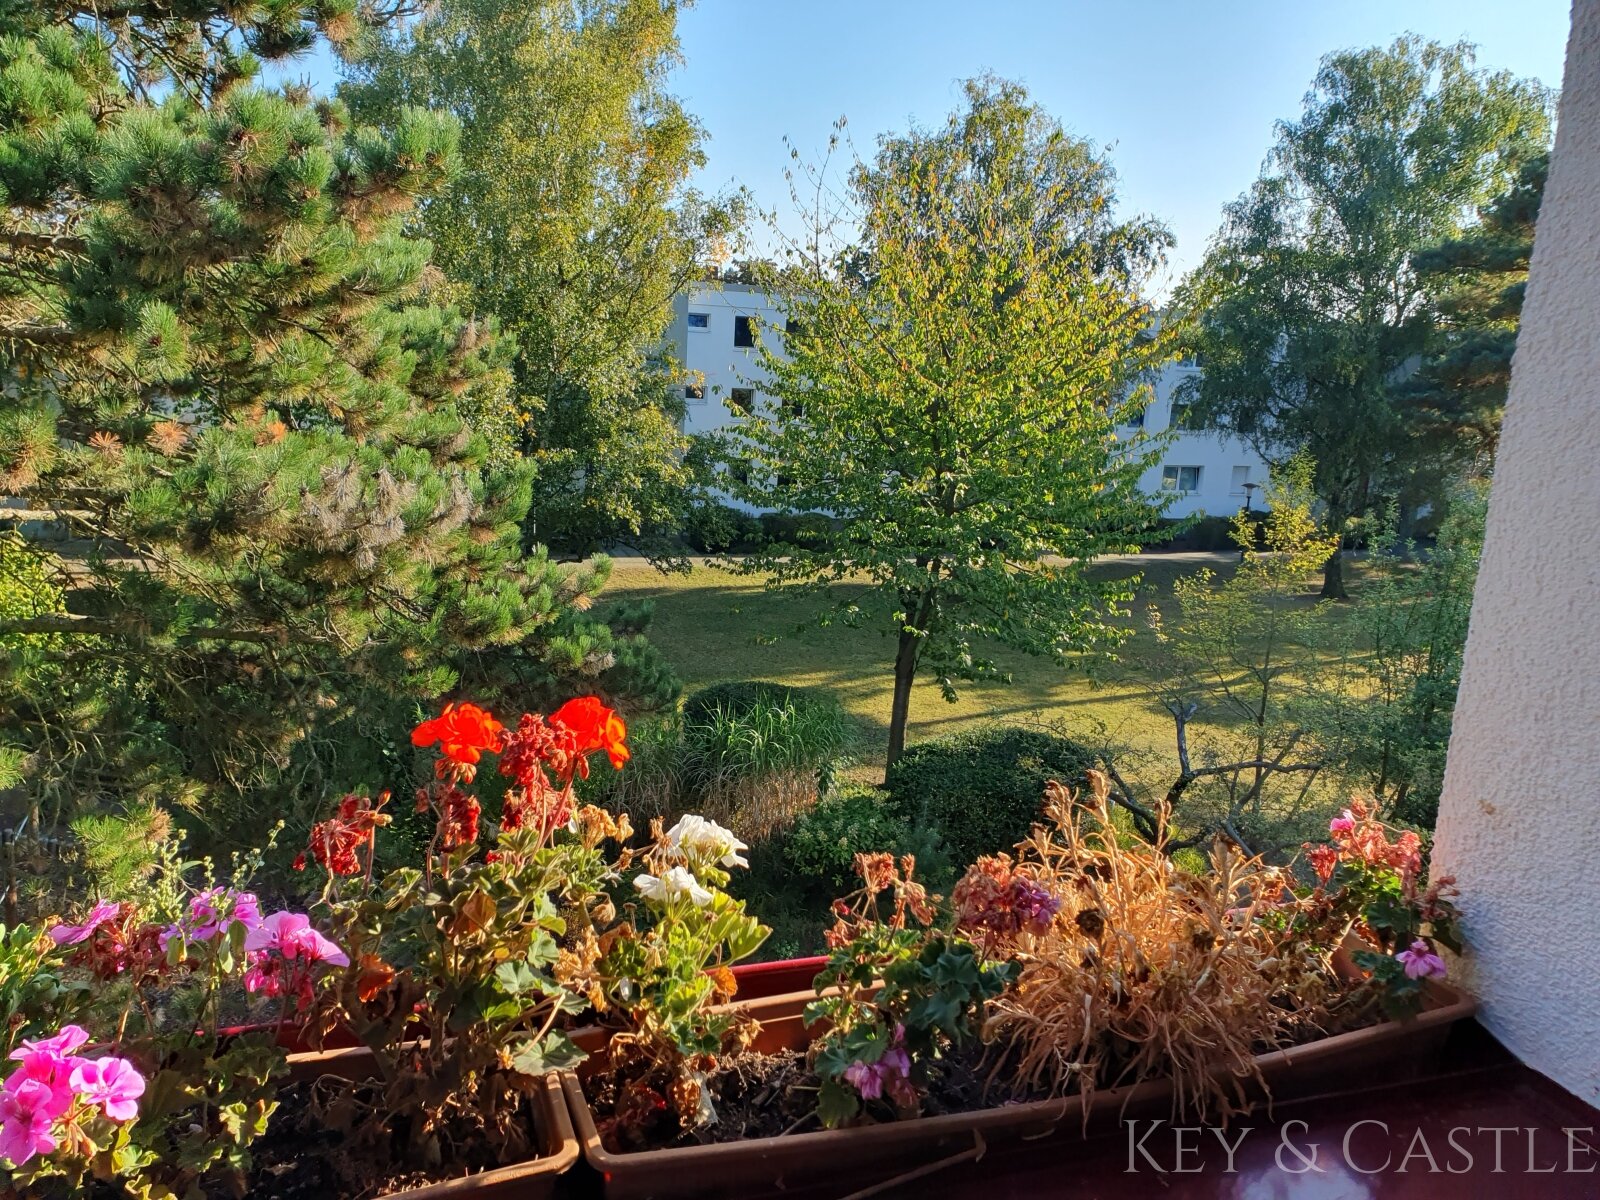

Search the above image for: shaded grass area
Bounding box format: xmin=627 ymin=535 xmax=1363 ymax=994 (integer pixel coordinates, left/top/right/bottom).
xmin=606 ymin=553 xmax=1289 ymax=779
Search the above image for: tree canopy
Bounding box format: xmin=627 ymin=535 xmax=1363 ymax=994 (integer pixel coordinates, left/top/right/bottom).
xmin=1179 ymin=37 xmax=1551 ymax=595
xmin=1400 ymin=154 xmax=1546 ymax=471
xmin=343 ymin=0 xmax=742 ymax=558
xmin=730 ymin=77 xmax=1175 ymax=768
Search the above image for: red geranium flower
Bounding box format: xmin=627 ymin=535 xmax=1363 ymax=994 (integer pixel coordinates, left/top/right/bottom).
xmin=548 ymin=696 xmax=629 ymax=770
xmin=412 ymin=702 xmax=504 ymax=768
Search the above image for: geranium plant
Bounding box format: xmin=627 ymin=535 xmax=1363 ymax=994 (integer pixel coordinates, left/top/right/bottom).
xmin=807 ymin=853 xmax=1015 ymax=1129
xmin=1288 ymin=798 xmax=1463 ymax=1019
xmin=589 ymin=814 xmax=770 ymax=1145
xmin=0 ymin=846 xmax=313 ymax=1196
xmin=294 ymin=697 xmax=636 ymax=1184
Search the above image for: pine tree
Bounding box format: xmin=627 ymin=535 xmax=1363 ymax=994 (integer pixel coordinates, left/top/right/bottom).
xmin=1400 ymin=155 xmax=1546 ymax=471
xmin=0 ymin=2 xmax=646 ymax=837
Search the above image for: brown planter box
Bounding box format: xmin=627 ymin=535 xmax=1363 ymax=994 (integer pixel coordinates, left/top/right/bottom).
xmin=559 ymin=983 xmax=1478 ymax=1200
xmin=283 ymin=1046 xmax=579 ymax=1198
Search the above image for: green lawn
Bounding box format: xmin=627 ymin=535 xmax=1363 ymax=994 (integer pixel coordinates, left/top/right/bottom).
xmin=604 ymin=552 xmax=1309 ymax=782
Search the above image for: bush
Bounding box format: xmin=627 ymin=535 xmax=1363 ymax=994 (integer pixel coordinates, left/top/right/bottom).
xmin=1150 ymin=512 xmax=1265 ymax=552
xmin=783 ymin=786 xmax=906 ymax=897
xmin=682 ymin=680 xmax=818 ymax=724
xmin=884 ymin=726 xmax=1095 ymax=869
xmin=683 ymin=501 xmax=763 ymax=554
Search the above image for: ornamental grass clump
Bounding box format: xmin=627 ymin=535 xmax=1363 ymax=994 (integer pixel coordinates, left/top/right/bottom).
xmin=976 ymin=770 xmax=1336 ymax=1122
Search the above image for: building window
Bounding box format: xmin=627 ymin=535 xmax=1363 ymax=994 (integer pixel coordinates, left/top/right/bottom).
xmin=729 ymin=387 xmax=755 ymax=413
xmin=685 ymin=383 xmax=705 ymax=401
xmin=1162 ymin=465 xmax=1202 ymax=493
xmin=1230 ymin=465 xmax=1251 ymax=495
xmin=1169 ymin=402 xmax=1202 ymax=430
xmin=687 ymin=312 xmax=709 ymax=330
xmin=733 ymin=316 xmax=755 ymax=348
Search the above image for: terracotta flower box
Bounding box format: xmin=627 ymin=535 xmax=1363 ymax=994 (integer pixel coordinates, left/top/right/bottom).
xmin=282 ymin=1045 xmax=579 ymax=1199
xmin=559 ymin=982 xmax=1477 ymax=1200
xmin=568 ymin=955 xmax=829 ymax=1054
xmin=721 ymin=954 xmax=827 ymax=1000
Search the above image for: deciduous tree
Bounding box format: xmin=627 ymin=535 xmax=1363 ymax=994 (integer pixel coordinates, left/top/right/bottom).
xmin=731 ymin=78 xmax=1174 ymax=770
xmin=1179 ymin=38 xmax=1550 ymax=596
xmin=343 ymin=0 xmax=742 ymax=558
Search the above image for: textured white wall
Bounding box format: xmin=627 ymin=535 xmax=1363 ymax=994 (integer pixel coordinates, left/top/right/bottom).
xmin=1432 ymin=0 xmax=1600 ymax=1108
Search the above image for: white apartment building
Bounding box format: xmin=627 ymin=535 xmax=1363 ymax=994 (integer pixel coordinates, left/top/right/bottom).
xmin=665 ymin=281 xmax=1270 ymax=520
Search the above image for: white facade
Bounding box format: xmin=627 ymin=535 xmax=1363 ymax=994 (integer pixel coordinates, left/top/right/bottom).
xmin=1431 ymin=0 xmax=1600 ymax=1110
xmin=666 ymin=281 xmax=1269 ymax=519
xmin=1123 ymin=361 xmax=1271 ymax=519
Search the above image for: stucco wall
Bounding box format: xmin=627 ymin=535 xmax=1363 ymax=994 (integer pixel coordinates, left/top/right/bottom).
xmin=1431 ymin=0 xmax=1600 ymax=1108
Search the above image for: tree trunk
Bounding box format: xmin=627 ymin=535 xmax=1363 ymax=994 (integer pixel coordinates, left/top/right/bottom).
xmin=885 ymin=627 xmax=919 ymax=775
xmin=1320 ymin=543 xmax=1348 ymax=599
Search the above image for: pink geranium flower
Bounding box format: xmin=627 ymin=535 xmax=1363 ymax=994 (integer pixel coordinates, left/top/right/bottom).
xmin=1395 ymin=938 xmax=1447 ymax=980
xmin=10 ymin=1027 xmax=90 ymax=1062
xmin=48 ymin=900 xmax=120 ymax=946
xmin=842 ymin=1058 xmax=884 ymax=1100
xmin=0 ymin=1078 xmax=63 ymax=1166
xmin=69 ymin=1057 xmax=145 ymax=1122
xmin=161 ymin=888 xmax=262 ymax=950
xmin=244 ymin=912 xmax=348 ymax=966
xmin=1328 ymin=810 xmax=1355 ymax=836
xmin=6 ymin=1025 xmax=90 ymax=1109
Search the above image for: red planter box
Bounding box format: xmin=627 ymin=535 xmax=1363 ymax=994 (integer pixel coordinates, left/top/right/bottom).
xmin=725 ymin=954 xmax=826 ymax=1000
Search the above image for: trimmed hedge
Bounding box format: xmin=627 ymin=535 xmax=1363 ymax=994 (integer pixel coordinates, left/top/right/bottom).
xmin=883 ymin=727 xmax=1095 ymax=868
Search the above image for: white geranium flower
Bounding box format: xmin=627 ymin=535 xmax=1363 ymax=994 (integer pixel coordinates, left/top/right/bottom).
xmin=633 ymin=866 xmax=714 ymax=908
xmin=665 ymin=814 xmax=749 ymax=870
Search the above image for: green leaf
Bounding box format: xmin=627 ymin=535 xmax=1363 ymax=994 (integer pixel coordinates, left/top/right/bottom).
xmin=816 ymin=1078 xmax=860 ymax=1129
xmin=509 ymin=1031 xmax=587 ymax=1076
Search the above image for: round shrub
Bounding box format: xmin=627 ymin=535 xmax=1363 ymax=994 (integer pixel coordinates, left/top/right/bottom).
xmin=884 ymin=727 xmax=1095 ymax=868
xmin=782 ymin=785 xmax=905 ymax=897
xmin=683 ymin=501 xmax=762 ymax=554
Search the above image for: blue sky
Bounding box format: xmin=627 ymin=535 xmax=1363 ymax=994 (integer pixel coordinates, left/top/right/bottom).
xmin=671 ymin=0 xmax=1571 ymax=290
xmin=278 ymin=1 xmax=1571 ymax=290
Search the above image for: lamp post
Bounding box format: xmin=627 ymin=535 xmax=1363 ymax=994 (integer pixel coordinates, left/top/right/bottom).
xmin=1240 ymin=482 xmax=1260 ymax=559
